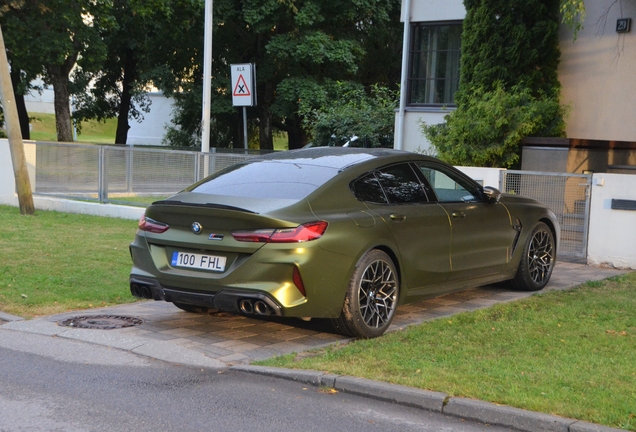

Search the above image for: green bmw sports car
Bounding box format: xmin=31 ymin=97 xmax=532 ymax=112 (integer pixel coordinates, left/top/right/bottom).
xmin=129 ymin=147 xmax=559 ymax=338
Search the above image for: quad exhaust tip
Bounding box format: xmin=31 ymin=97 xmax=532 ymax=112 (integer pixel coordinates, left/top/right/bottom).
xmin=130 ymin=283 xmax=153 ymax=300
xmin=239 ymin=298 xmax=273 ymax=316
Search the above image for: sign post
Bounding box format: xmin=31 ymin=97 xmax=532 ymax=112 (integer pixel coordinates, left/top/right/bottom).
xmin=231 ymin=64 xmax=256 ymax=150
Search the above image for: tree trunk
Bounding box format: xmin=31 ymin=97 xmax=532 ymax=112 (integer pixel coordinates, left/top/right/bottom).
xmin=231 ymin=112 xmax=242 ymax=149
xmin=258 ymin=81 xmax=274 ymax=150
xmin=286 ymin=115 xmax=308 ymax=149
xmin=46 ymin=65 xmax=74 ymax=142
xmin=115 ymin=49 xmax=138 ymax=145
xmin=10 ymin=68 xmax=30 ymax=140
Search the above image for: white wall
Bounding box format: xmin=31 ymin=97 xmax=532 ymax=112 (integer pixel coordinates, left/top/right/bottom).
xmin=587 ymin=174 xmax=636 ymax=269
xmin=24 ymin=80 xmax=55 ymax=115
xmin=127 ymin=92 xmax=175 ymax=146
xmin=558 ymin=1 xmax=636 ymax=142
xmin=402 ymin=0 xmax=465 ymax=22
xmin=397 ymin=111 xmax=453 ymax=153
xmin=456 ymin=167 xmax=506 ymax=189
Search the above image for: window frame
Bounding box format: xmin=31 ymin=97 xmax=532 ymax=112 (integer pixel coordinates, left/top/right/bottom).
xmin=350 ymin=163 xmax=434 ymax=206
xmin=407 ymin=20 xmax=463 ymax=107
xmin=413 ymin=162 xmax=485 ymax=204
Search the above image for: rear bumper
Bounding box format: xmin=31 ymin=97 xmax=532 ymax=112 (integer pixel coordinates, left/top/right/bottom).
xmin=129 ymin=276 xmax=283 ymax=316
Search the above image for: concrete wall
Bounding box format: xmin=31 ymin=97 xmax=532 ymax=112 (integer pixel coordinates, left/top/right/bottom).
xmin=397 ymin=110 xmax=455 ymax=154
xmin=127 ymin=92 xmax=175 ymax=146
xmin=402 ymin=0 xmax=465 ymax=22
xmin=587 ymin=173 xmax=636 ymax=269
xmin=456 ymin=167 xmax=506 ymax=188
xmin=558 ymin=1 xmax=636 ymax=143
xmin=24 ymin=81 xmax=55 ymax=115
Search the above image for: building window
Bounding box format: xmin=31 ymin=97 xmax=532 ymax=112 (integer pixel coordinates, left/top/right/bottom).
xmin=408 ymin=22 xmax=462 ymax=106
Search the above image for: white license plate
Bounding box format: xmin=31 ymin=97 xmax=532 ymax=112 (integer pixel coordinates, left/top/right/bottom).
xmin=171 ymin=251 xmax=227 ymax=272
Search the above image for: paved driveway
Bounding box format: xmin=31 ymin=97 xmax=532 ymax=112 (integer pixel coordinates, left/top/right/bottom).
xmin=1 ymin=262 xmax=629 ymax=367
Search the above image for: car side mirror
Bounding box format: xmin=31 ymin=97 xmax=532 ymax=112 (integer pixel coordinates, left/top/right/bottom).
xmin=483 ymin=186 xmax=502 ymax=203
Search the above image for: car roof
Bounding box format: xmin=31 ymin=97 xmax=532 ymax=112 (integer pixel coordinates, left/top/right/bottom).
xmin=251 ymin=147 xmax=432 ymax=171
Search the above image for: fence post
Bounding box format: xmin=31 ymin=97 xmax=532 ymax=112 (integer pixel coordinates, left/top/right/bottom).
xmin=194 ymin=151 xmax=200 ymax=183
xmin=98 ymin=146 xmax=107 ymax=203
xmin=126 ymin=146 xmax=133 ymax=193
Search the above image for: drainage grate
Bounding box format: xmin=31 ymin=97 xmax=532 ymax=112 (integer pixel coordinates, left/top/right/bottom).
xmin=58 ymin=315 xmax=143 ymax=330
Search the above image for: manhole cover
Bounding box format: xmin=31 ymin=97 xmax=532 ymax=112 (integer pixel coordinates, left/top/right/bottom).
xmin=58 ymin=315 xmax=143 ymax=330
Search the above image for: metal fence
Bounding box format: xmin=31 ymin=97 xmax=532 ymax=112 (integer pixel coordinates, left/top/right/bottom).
xmin=28 ymin=142 xmax=267 ymax=206
xmin=500 ymin=170 xmax=592 ymax=259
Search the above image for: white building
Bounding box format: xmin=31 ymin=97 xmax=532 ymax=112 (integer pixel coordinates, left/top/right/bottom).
xmin=395 ymin=0 xmax=636 ymax=173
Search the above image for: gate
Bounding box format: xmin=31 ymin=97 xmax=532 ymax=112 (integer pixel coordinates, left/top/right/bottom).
xmin=500 ymin=171 xmax=592 ymax=260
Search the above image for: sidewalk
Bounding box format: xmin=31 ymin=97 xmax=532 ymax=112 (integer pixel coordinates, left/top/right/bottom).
xmin=0 ymin=262 xmax=629 ymax=368
xmin=1 ymin=262 xmax=630 ymax=432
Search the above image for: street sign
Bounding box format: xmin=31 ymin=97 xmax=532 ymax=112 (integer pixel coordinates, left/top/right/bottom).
xmin=231 ymin=64 xmax=256 ymax=107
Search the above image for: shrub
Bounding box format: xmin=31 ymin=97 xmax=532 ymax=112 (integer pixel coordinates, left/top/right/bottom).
xmin=422 ymin=84 xmax=566 ymax=168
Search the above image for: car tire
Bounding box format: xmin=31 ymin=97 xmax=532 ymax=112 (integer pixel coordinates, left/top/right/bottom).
xmin=510 ymin=222 xmax=556 ymax=291
xmin=332 ymin=250 xmax=399 ymax=338
xmin=172 ymin=302 xmax=209 ymax=313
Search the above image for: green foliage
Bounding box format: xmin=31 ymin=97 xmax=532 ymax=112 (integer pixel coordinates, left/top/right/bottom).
xmin=1 ymin=0 xmax=110 ymax=142
xmin=422 ymin=84 xmax=566 ymax=168
xmin=458 ymin=0 xmax=562 ymax=102
xmin=164 ymin=0 xmax=403 ymax=149
xmin=560 ymin=0 xmax=586 ymax=39
xmin=427 ymin=0 xmax=566 ymax=168
xmin=301 ymin=83 xmax=398 ymax=147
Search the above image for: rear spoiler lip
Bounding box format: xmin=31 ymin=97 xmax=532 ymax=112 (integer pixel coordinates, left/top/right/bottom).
xmin=150 ymin=200 xmax=258 ymax=214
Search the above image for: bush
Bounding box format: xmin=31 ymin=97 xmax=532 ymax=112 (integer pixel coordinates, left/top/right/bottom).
xmin=421 ymin=84 xmax=566 ymax=168
xmin=302 ymin=83 xmax=397 ymax=148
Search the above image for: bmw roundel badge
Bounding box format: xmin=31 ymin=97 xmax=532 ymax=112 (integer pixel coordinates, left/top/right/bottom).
xmin=191 ymin=222 xmax=203 ymax=234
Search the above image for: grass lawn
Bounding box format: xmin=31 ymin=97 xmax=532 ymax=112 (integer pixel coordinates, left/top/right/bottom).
xmin=258 ymin=275 xmax=636 ymax=431
xmin=30 ymin=112 xmax=117 ymax=144
xmin=0 ymin=205 xmax=139 ymax=318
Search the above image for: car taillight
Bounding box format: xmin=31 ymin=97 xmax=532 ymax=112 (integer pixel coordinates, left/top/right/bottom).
xmin=232 ymin=221 xmax=328 ymax=243
xmin=138 ymin=215 xmax=170 ymax=233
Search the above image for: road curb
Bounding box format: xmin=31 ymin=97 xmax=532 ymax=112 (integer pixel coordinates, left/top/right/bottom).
xmin=231 ymin=365 xmax=627 ymax=432
xmin=0 ymin=311 xmax=25 ymax=322
xmin=444 ymin=397 xmax=573 ymax=432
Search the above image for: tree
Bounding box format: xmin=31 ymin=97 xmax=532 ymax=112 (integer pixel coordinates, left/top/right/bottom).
xmin=165 ymin=0 xmax=403 ymax=150
xmin=73 ymin=0 xmax=208 ymax=145
xmin=423 ymin=0 xmax=565 ymax=168
xmin=0 ymin=0 xmax=108 ymax=142
xmin=302 ymin=83 xmax=398 ymax=148
xmin=457 ymin=0 xmax=562 ymax=103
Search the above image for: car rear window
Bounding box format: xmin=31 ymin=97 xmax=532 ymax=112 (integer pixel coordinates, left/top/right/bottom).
xmin=188 ymin=161 xmax=340 ymax=200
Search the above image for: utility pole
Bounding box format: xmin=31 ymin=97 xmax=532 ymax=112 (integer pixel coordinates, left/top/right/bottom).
xmin=0 ymin=24 xmax=34 ymax=215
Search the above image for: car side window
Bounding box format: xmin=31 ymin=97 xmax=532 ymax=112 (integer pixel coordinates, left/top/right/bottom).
xmin=416 ymin=163 xmax=481 ymax=203
xmin=351 ymin=173 xmax=388 ymax=204
xmin=375 ymin=164 xmax=429 ymax=204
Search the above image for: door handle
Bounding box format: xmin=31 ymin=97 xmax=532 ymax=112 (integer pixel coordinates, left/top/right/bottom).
xmin=451 ymin=211 xmax=466 ymax=218
xmin=389 ymin=214 xmax=406 ymax=222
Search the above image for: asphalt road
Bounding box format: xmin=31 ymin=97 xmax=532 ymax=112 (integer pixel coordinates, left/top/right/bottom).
xmin=0 ymin=331 xmax=514 ymax=432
